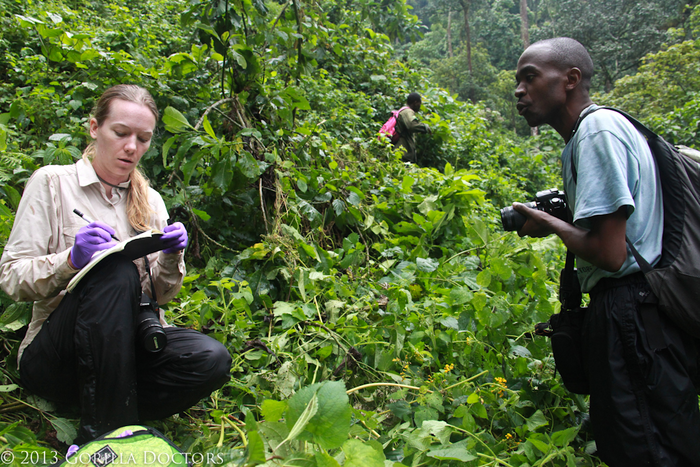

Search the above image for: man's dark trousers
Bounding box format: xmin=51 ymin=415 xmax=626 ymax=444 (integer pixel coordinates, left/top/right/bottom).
xmin=20 ymin=255 xmax=231 ymax=442
xmin=584 ymin=274 xmax=700 ymax=466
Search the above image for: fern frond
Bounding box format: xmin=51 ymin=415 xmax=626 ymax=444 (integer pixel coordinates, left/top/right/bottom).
xmin=0 ymin=152 xmax=34 ymax=184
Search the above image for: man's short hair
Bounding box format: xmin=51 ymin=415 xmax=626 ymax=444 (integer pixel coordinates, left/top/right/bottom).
xmin=531 ymin=37 xmax=594 ymax=91
xmin=407 ymin=93 xmax=422 ymax=105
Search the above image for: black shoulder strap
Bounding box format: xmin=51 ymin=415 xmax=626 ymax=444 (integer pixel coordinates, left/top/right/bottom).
xmin=600 ymin=106 xmax=659 ymax=140
xmin=143 ymin=255 xmax=159 ymax=304
xmin=569 ymin=106 xmax=655 ymax=274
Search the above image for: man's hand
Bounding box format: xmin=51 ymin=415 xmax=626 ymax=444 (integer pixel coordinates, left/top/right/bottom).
xmin=514 ymin=202 xmax=629 ymax=273
xmin=513 ymin=203 xmax=557 ymax=238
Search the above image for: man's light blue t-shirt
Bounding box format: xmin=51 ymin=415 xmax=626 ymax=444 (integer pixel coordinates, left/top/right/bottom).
xmin=560 ymin=105 xmax=663 ymax=292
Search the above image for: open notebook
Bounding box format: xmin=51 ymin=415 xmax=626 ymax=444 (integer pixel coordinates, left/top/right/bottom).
xmin=67 ymin=229 xmax=164 ymax=292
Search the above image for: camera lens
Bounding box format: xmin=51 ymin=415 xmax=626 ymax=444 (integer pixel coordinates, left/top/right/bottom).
xmin=137 ymin=311 xmax=167 ymax=352
xmin=137 ymin=293 xmax=167 ymax=352
xmin=500 ymin=204 xmax=529 ymax=231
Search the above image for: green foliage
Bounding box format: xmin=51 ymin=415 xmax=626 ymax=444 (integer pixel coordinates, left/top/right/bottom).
xmin=160 ymin=141 xmax=588 ymax=465
xmin=601 ymin=40 xmax=700 ymax=118
xmin=646 ymin=95 xmax=700 ymax=148
xmin=472 ymin=0 xmax=523 ymax=71
xmin=530 ymin=0 xmax=687 ymax=90
xmin=487 ymin=69 xmax=531 ymax=137
xmin=599 ymin=5 xmax=700 ymax=147
xmin=430 ymin=44 xmax=499 ymax=102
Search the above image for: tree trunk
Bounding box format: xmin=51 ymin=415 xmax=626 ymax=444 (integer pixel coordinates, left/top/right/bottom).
xmin=520 ymin=0 xmax=529 ymax=49
xmin=460 ymin=0 xmax=471 ymax=73
xmin=520 ymin=0 xmax=537 ymax=135
xmin=446 ymin=11 xmax=453 ymax=58
xmin=292 ymin=0 xmax=303 ymax=83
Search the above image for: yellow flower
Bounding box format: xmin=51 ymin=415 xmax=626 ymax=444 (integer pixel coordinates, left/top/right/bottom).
xmin=505 ymin=433 xmax=513 ymax=440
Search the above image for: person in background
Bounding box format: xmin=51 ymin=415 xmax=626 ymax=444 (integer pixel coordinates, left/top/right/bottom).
xmin=0 ymin=84 xmax=231 ymax=442
xmin=395 ymin=92 xmax=431 ymax=163
xmin=513 ymin=37 xmax=700 ymax=466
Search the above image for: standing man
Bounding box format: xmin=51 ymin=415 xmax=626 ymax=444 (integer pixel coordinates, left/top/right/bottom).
xmin=513 ymin=37 xmax=700 ymax=466
xmin=395 ymin=92 xmax=430 ymax=163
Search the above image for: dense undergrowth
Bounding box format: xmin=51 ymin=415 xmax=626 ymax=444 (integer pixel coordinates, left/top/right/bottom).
xmin=1 ymin=0 xmax=699 ymax=465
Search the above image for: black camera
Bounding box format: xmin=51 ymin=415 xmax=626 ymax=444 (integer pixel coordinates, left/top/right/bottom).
xmin=137 ymin=293 xmax=167 ymax=352
xmin=500 ymin=188 xmax=569 ymax=231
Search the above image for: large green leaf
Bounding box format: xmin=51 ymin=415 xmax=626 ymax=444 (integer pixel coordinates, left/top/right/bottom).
xmin=163 ymin=106 xmax=194 ymax=133
xmin=416 ymin=257 xmax=439 ymax=273
xmin=526 ymin=410 xmax=549 ymax=431
xmin=246 ymin=430 xmax=266 ymax=466
xmin=49 ymin=418 xmax=77 ymax=445
xmin=261 ymin=400 xmax=288 ymax=423
xmin=212 ymin=155 xmax=234 ymax=192
xmin=314 ymin=452 xmax=341 ymax=467
xmin=342 ymin=439 xmax=385 ymax=467
xmin=428 ymin=440 xmax=476 ymax=462
xmin=286 ymin=381 xmax=351 ymax=450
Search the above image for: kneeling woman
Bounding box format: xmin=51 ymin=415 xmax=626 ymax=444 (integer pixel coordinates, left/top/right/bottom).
xmin=0 ymin=84 xmax=231 ymax=441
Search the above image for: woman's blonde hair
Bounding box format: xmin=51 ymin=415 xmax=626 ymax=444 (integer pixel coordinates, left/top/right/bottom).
xmin=82 ymin=84 xmax=159 ymax=232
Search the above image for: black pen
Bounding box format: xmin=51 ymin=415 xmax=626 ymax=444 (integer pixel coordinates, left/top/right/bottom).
xmin=73 ymin=209 xmax=120 ymax=241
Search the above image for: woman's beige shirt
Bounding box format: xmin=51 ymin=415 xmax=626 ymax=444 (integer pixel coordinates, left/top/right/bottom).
xmin=0 ymin=159 xmax=185 ymax=364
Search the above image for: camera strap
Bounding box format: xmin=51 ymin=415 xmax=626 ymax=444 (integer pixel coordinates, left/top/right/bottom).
xmin=559 ymin=250 xmax=582 ymax=311
xmin=564 ymin=250 xmax=575 ymax=279
xmin=143 ymin=255 xmax=159 ymax=307
xmin=535 ymin=250 xmax=581 ymax=337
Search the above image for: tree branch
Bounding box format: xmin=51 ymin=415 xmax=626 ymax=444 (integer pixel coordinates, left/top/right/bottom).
xmin=195 ymin=98 xmax=235 ymax=130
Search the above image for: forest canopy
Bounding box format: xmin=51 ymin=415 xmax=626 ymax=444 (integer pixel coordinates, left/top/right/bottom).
xmin=1 ymin=0 xmax=699 ymax=465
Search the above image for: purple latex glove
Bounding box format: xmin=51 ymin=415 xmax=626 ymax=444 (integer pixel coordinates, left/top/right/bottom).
xmin=70 ymin=222 xmax=117 ymax=269
xmin=161 ymin=222 xmax=188 ymax=254
xmin=66 ymin=445 xmax=79 ymax=458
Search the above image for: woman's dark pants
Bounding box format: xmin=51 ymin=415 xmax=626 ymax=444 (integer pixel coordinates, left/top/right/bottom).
xmin=19 ymin=256 xmax=231 ymax=442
